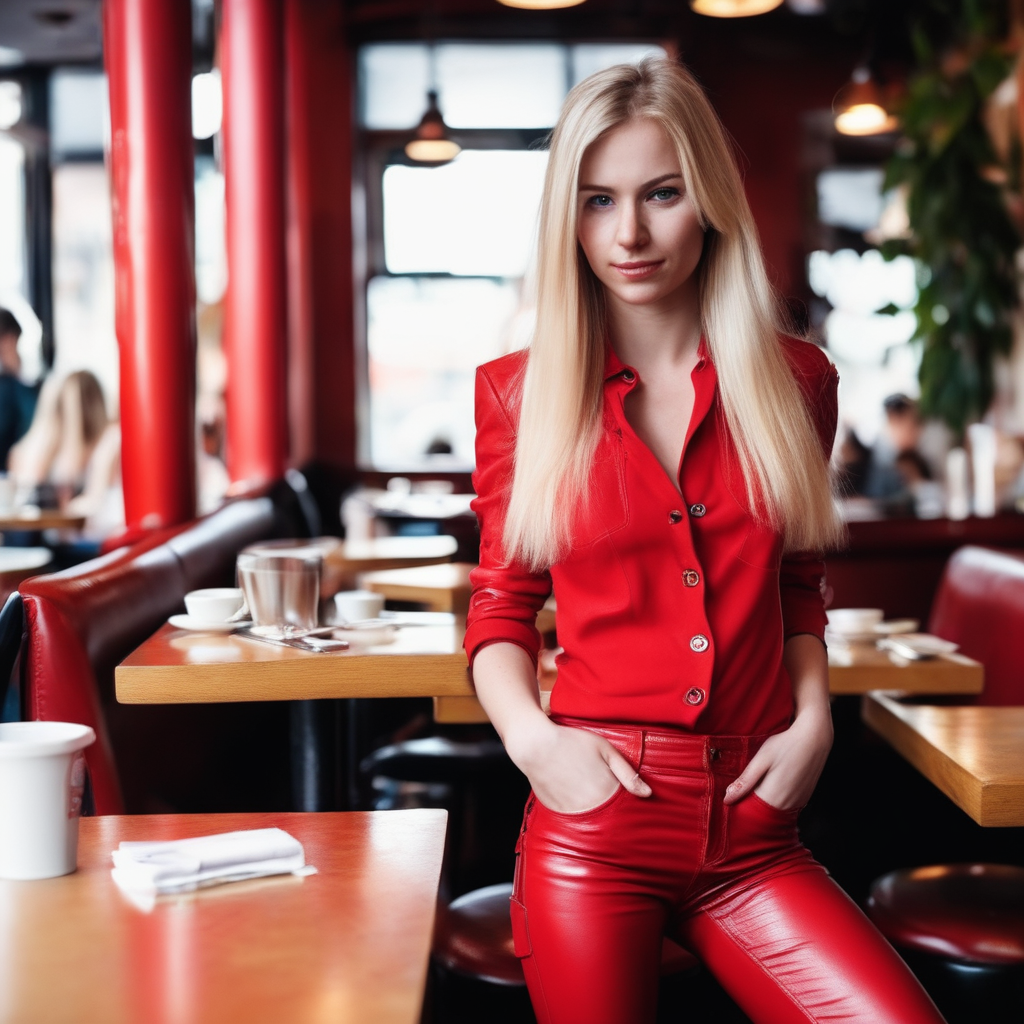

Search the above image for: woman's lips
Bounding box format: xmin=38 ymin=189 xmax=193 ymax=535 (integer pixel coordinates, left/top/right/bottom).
xmin=611 ymin=260 xmax=663 ymax=279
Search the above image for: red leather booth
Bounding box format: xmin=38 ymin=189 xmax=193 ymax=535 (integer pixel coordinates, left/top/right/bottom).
xmin=17 ymin=486 xmax=308 ymax=814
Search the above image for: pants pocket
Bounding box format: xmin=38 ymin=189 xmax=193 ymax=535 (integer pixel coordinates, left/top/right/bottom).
xmin=509 ymin=896 xmax=532 ymax=957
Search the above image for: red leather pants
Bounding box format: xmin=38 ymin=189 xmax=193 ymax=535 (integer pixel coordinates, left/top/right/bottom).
xmin=510 ymin=718 xmax=946 ymax=1024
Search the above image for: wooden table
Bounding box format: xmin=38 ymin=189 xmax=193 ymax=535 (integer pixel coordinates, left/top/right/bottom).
xmin=0 ymin=509 xmax=86 ymax=532
xmin=862 ymin=693 xmax=1024 ymax=827
xmin=0 ymin=809 xmax=446 ymax=1024
xmin=362 ymin=562 xmax=474 ymax=613
xmin=117 ymin=623 xmax=982 ymax=721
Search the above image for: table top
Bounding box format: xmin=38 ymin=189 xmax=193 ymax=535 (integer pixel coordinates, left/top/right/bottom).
xmin=862 ymin=693 xmax=1024 ymax=827
xmin=361 ymin=562 xmax=474 ymax=613
xmin=0 ymin=810 xmax=447 ymax=1024
xmin=0 ymin=546 xmax=52 ymax=575
xmin=0 ymin=509 xmax=86 ymax=532
xmin=117 ymin=618 xmax=470 ymax=704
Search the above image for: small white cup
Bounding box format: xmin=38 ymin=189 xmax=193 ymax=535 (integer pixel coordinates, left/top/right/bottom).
xmin=334 ymin=589 xmax=385 ymax=623
xmin=0 ymin=721 xmax=96 ymax=879
xmin=184 ymin=587 xmax=245 ymax=623
xmin=825 ymin=608 xmax=884 ymax=635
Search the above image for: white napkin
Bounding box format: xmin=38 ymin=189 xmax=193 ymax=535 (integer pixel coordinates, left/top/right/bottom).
xmin=111 ymin=827 xmax=316 ymax=899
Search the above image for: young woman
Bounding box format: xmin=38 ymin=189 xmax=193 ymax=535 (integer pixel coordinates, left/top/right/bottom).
xmin=465 ymin=59 xmax=945 ymax=1024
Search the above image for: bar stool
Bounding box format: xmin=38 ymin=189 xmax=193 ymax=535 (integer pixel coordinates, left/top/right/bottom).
xmin=867 ymin=864 xmax=1024 ymax=1022
xmin=433 ymin=881 xmax=698 ymax=1021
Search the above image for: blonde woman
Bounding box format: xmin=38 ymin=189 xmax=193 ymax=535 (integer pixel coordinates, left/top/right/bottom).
xmin=465 ymin=60 xmax=944 ymax=1024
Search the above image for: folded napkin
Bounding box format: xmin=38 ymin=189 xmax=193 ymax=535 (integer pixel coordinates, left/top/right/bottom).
xmin=111 ymin=828 xmax=316 ymax=899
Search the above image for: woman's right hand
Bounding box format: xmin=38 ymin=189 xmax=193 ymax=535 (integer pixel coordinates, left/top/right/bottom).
xmin=507 ymin=719 xmax=652 ymax=814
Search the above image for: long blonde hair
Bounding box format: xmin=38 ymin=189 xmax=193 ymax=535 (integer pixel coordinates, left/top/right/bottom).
xmin=502 ymin=58 xmax=843 ymax=570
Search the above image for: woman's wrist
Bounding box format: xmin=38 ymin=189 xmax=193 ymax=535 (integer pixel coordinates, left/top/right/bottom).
xmin=790 ymin=701 xmax=833 ymax=747
xmin=502 ymin=713 xmax=558 ymax=772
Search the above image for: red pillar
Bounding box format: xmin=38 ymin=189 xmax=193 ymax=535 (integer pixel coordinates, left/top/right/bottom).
xmin=104 ymin=0 xmax=197 ymax=531
xmin=284 ymin=0 xmax=357 ymax=469
xmin=221 ymin=0 xmax=289 ymax=486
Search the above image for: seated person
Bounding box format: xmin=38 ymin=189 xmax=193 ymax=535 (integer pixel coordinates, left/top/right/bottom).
xmin=0 ymin=308 xmax=38 ymax=470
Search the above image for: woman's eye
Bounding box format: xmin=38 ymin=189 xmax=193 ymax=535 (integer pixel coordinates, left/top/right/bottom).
xmin=587 ymin=195 xmax=613 ymax=208
xmin=649 ymin=188 xmax=679 ymax=202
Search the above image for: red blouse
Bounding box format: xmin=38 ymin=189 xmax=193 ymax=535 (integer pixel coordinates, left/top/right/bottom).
xmin=465 ymin=337 xmax=839 ymax=736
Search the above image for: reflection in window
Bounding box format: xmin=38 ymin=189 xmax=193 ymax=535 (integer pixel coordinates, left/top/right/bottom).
xmin=384 ymin=151 xmax=548 ymax=276
xmin=367 ymin=277 xmax=523 ymax=468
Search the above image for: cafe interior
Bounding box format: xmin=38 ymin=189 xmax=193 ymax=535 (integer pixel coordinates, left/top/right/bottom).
xmin=1 ymin=0 xmax=1023 ymax=1021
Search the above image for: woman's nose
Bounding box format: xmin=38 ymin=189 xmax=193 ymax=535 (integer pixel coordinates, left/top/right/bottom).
xmin=616 ymin=202 xmax=648 ymax=250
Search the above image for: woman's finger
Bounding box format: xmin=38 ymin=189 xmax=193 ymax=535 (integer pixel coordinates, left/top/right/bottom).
xmin=723 ymin=749 xmax=771 ymax=805
xmin=602 ymin=744 xmax=652 ymax=797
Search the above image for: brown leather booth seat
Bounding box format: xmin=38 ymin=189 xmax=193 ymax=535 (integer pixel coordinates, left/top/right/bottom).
xmin=928 ymin=545 xmax=1024 ymax=706
xmin=18 ymin=487 xmax=306 ymax=814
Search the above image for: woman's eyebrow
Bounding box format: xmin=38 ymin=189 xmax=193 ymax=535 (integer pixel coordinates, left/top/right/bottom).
xmin=578 ymin=172 xmax=683 ymax=193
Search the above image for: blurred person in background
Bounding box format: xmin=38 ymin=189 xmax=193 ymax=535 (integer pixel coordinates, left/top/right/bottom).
xmin=0 ymin=307 xmax=39 ymax=470
xmin=9 ymin=370 xmax=123 ymax=540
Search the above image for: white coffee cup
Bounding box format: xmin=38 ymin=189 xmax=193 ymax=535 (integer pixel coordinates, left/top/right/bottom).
xmin=184 ymin=587 xmax=245 ymax=623
xmin=0 ymin=721 xmax=96 ymax=879
xmin=334 ymin=589 xmax=385 ymax=623
xmin=825 ymin=608 xmax=884 ymax=635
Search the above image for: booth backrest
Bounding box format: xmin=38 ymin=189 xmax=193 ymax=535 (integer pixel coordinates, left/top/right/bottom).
xmin=18 ymin=489 xmax=301 ymax=814
xmin=928 ymin=545 xmax=1024 ymax=707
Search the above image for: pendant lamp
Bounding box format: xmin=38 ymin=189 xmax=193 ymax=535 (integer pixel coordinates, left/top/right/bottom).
xmin=496 ymin=0 xmax=586 ymax=8
xmin=834 ymin=67 xmax=898 ymax=136
xmin=405 ymin=90 xmax=461 ymax=165
xmin=690 ymin=0 xmax=783 ymax=17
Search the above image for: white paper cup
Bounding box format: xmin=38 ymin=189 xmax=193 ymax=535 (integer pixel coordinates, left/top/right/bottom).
xmin=184 ymin=587 xmax=244 ymax=623
xmin=825 ymin=608 xmax=884 ymax=634
xmin=0 ymin=721 xmax=96 ymax=879
xmin=334 ymin=589 xmax=385 ymax=623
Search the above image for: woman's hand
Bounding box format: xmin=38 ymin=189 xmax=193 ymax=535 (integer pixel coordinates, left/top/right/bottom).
xmin=724 ymin=632 xmax=833 ymax=811
xmin=508 ymin=719 xmax=652 ymax=814
xmin=722 ymin=707 xmax=833 ymax=811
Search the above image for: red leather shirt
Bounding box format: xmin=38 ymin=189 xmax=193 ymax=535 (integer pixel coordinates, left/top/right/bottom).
xmin=465 ymin=337 xmax=839 ymax=736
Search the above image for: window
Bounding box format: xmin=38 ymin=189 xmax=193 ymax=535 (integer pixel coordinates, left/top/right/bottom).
xmin=358 ymin=41 xmax=666 ymax=470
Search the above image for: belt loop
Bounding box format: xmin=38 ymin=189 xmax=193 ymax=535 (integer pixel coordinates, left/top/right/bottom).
xmin=636 ymin=728 xmax=646 ymax=770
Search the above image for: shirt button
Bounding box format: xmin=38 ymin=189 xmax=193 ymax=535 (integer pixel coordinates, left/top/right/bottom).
xmin=689 ymin=503 xmax=706 ymax=518
xmin=685 ymin=687 xmax=705 ymax=706
xmin=621 ymin=369 xmax=636 ymax=382
xmin=668 ymin=510 xmax=683 ymax=524
xmin=690 ymin=634 xmax=709 ymax=653
xmin=682 ymin=569 xmax=700 ymax=587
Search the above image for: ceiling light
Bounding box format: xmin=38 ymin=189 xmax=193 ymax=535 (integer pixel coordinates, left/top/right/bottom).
xmin=496 ymin=0 xmax=587 ymax=8
xmin=691 ymin=0 xmax=783 ymax=17
xmin=405 ymin=91 xmax=461 ymax=165
xmin=192 ymin=71 xmax=222 ymax=140
xmin=834 ymin=67 xmax=898 ymax=136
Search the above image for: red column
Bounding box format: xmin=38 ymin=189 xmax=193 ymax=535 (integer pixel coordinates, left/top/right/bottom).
xmin=284 ymin=0 xmax=357 ymax=469
xmin=104 ymin=0 xmax=197 ymax=531
xmin=221 ymin=0 xmax=289 ymax=485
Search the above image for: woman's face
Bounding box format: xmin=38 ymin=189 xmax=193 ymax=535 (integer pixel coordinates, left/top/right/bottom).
xmin=576 ymin=119 xmax=704 ymax=310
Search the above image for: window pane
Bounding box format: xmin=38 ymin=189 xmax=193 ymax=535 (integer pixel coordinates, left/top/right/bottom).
xmin=570 ymin=44 xmax=667 ymax=86
xmin=367 ymin=276 xmax=522 ymax=468
xmin=50 ymin=70 xmax=108 ymax=158
xmin=0 ymin=135 xmax=24 ymax=297
xmin=437 ymin=44 xmax=565 ymax=129
xmin=816 ymin=169 xmax=886 ymax=233
xmin=383 ymin=150 xmax=548 ymax=276
xmin=359 ymin=44 xmax=430 ymax=130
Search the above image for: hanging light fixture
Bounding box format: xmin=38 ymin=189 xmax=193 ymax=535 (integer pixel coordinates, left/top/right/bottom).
xmin=405 ymin=90 xmax=461 ymax=164
xmin=690 ymin=0 xmax=783 ymax=17
xmin=834 ymin=67 xmax=898 ymax=136
xmin=496 ymin=0 xmax=586 ymax=8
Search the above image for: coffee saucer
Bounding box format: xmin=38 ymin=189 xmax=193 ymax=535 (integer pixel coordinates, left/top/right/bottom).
xmin=168 ymin=614 xmax=251 ymax=633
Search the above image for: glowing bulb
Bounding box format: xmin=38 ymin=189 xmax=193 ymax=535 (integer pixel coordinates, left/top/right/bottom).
xmin=690 ymin=0 xmax=783 ymax=17
xmin=835 ymin=103 xmax=898 ymax=136
xmin=404 ymin=138 xmax=462 ymax=163
xmin=496 ymin=0 xmax=587 ymax=8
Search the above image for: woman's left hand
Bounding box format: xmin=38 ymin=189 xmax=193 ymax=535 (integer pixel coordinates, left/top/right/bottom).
xmin=721 ymin=707 xmax=833 ymax=811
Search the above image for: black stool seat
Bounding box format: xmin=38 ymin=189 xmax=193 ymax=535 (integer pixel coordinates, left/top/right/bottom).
xmin=359 ymin=736 xmax=510 ymax=784
xmin=434 ymin=882 xmax=699 ymax=986
xmin=868 ymin=864 xmax=1024 ymax=965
